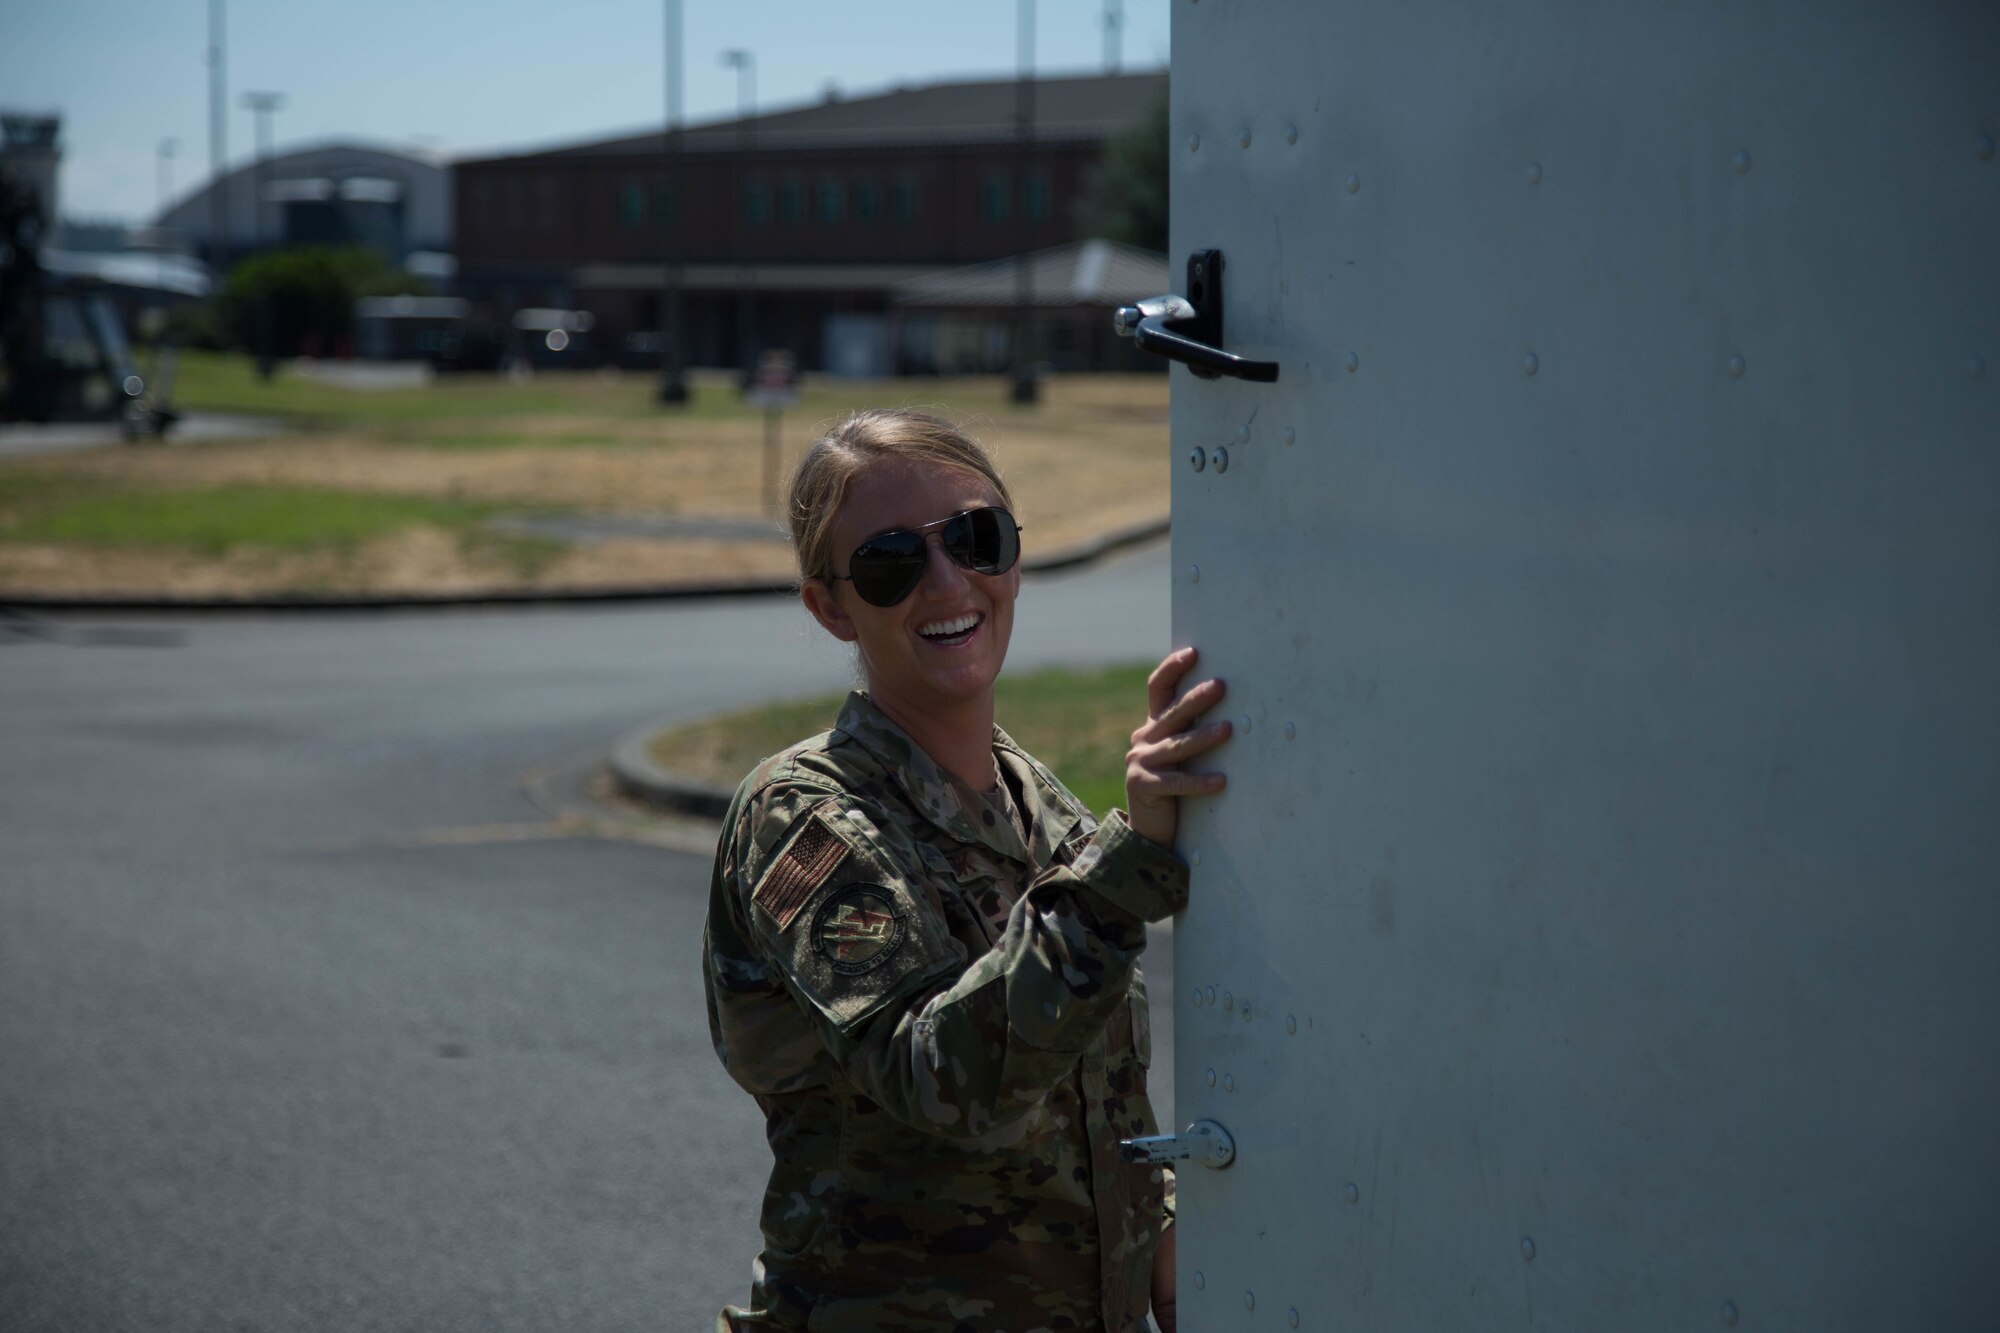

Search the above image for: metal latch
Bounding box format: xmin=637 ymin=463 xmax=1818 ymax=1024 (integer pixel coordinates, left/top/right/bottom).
xmin=1119 ymin=1118 xmax=1237 ymax=1169
xmin=1113 ymin=249 xmax=1280 ymax=382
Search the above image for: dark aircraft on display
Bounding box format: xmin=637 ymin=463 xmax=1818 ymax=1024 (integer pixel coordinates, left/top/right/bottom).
xmin=0 ymin=165 xmax=194 ymax=438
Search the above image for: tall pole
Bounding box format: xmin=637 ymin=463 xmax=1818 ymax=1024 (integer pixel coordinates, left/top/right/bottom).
xmin=157 ymin=138 xmax=177 ymax=220
xmin=1011 ymin=0 xmax=1039 ymax=405
xmin=1103 ymin=0 xmax=1123 ymax=73
xmin=241 ymin=91 xmax=283 ymax=378
xmin=722 ymin=49 xmax=756 ymax=383
xmin=158 ymin=138 xmax=178 ymax=299
xmin=657 ymin=0 xmax=689 ymax=404
xmin=207 ymin=0 xmax=225 ymax=275
xmin=240 ymin=93 xmax=283 ymax=248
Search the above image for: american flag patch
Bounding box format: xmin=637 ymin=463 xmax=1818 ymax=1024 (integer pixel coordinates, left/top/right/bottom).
xmin=754 ymin=815 xmax=848 ymax=930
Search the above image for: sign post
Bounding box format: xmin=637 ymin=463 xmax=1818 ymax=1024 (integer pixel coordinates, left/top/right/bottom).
xmin=745 ymin=349 xmax=799 ymax=516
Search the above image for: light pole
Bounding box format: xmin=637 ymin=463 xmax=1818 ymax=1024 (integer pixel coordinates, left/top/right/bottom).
xmin=156 ymin=137 xmax=178 ymax=302
xmin=721 ymin=48 xmax=757 ymax=382
xmin=157 ymin=138 xmax=177 ymax=219
xmin=241 ymin=90 xmax=284 ymax=378
xmin=206 ymin=0 xmax=226 ymax=275
xmin=240 ymin=92 xmax=284 ymax=249
xmin=657 ymin=0 xmax=689 ymax=405
xmin=1011 ymin=0 xmax=1040 ymax=405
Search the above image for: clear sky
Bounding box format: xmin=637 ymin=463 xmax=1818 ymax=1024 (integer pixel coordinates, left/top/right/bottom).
xmin=2 ymin=0 xmax=1172 ymax=224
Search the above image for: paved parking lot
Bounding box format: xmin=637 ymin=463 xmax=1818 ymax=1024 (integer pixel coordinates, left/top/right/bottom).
xmin=1 ymin=544 xmax=1176 ymax=1330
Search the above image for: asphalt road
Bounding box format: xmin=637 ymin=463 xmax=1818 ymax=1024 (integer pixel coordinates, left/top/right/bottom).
xmin=0 ymin=542 xmax=1178 ymax=1332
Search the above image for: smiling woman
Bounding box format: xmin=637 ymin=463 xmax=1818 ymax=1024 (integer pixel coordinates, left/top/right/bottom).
xmin=700 ymin=409 xmax=1230 ymax=1332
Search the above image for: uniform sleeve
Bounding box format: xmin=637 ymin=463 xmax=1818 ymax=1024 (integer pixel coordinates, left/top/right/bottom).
xmin=734 ymin=782 xmax=1188 ymax=1142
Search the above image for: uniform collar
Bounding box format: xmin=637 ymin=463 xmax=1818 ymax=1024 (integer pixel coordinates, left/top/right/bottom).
xmin=832 ymin=691 xmax=1083 ymax=865
xmin=993 ymin=731 xmax=1084 ymax=864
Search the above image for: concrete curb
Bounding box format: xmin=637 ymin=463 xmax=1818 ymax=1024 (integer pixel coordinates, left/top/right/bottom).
xmin=0 ymin=517 xmax=1169 ymax=615
xmin=1017 ymin=514 xmax=1170 ymax=576
xmin=607 ymin=722 xmax=737 ymax=822
xmin=599 ymin=514 xmax=1175 ymax=823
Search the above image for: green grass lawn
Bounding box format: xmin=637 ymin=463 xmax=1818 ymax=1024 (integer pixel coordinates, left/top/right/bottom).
xmin=0 ymin=471 xmax=560 ymax=575
xmin=170 ymin=350 xmax=645 ymax=423
xmin=649 ymin=662 xmax=1149 ymax=818
xmin=170 ymin=350 xmax=1043 ymax=436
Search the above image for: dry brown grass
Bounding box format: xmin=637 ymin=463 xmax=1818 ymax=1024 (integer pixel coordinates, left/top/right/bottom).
xmin=0 ymin=373 xmax=1169 ymax=597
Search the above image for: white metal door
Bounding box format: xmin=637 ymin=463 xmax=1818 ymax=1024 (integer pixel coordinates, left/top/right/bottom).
xmin=1166 ymin=2 xmax=1999 ymax=1328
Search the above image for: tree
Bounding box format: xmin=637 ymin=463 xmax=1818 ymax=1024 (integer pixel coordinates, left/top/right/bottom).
xmin=1082 ymin=88 xmax=1169 ymax=253
xmin=218 ymin=246 xmax=427 ymax=358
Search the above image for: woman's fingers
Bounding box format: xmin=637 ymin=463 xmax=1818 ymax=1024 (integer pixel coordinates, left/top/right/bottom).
xmin=1127 ymin=766 xmax=1227 ymax=797
xmin=1128 ymin=722 xmax=1231 ymax=807
xmin=1145 ymin=647 xmax=1200 ymax=720
xmin=1128 ymin=647 xmax=1228 ymax=847
xmin=1132 ymin=719 xmax=1232 ymax=768
xmin=1134 ymin=675 xmax=1227 ymax=744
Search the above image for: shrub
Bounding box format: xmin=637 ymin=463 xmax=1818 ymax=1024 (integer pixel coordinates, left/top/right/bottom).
xmin=218 ymin=246 xmax=430 ymax=357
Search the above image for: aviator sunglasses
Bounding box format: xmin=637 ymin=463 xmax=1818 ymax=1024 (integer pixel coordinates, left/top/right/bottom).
xmin=826 ymin=506 xmax=1023 ymax=607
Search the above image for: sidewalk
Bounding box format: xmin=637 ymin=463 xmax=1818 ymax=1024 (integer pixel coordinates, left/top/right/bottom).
xmin=607 ymin=723 xmax=737 ymax=822
xmin=0 ymin=413 xmax=286 ymax=460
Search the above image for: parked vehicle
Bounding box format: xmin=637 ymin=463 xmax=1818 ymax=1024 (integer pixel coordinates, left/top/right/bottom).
xmin=509 ymin=307 xmax=598 ymax=370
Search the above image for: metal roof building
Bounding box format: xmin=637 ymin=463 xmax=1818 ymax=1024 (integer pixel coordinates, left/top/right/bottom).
xmin=453 ymin=70 xmax=1168 ymax=374
xmin=539 ymin=71 xmax=1166 ymax=157
xmin=155 ymin=141 xmax=451 ymax=266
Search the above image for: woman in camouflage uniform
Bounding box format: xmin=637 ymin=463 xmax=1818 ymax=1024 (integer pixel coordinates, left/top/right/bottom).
xmin=704 ymin=409 xmax=1229 ymax=1332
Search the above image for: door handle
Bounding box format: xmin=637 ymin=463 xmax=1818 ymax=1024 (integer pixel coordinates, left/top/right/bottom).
xmin=1119 ymin=1118 xmax=1238 ymax=1169
xmin=1114 ymin=249 xmax=1279 ymax=383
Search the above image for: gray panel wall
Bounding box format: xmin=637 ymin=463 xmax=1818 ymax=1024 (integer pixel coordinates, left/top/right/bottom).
xmin=1166 ymin=2 xmax=1998 ymax=1328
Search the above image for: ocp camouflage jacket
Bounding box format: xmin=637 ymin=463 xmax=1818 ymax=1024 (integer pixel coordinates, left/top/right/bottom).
xmin=703 ymin=690 xmax=1188 ymax=1332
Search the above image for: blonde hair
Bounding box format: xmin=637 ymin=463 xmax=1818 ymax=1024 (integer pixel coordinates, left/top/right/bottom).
xmin=787 ymin=409 xmax=1014 ymax=584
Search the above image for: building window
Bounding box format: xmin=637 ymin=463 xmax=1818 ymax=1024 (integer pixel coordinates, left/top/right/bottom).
xmin=620 ymin=181 xmax=645 ymax=228
xmin=815 ymin=179 xmax=845 ymax=224
xmin=779 ymin=176 xmax=805 ymax=224
xmin=538 ymin=173 xmax=560 ymax=230
xmin=1024 ymin=171 xmax=1051 ymax=223
xmin=744 ymin=177 xmax=770 ymax=225
xmin=980 ymin=172 xmax=1010 ymax=223
xmin=853 ymin=178 xmax=881 ymax=223
xmin=893 ymin=175 xmax=919 ymax=224
xmin=652 ymin=180 xmax=674 ymax=226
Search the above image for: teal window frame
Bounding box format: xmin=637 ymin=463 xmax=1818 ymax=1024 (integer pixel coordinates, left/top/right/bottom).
xmin=853 ymin=178 xmax=882 ymax=222
xmin=1024 ymin=171 xmax=1051 ymax=223
xmin=815 ymin=179 xmax=845 ymax=224
xmin=980 ymin=172 xmax=1010 ymax=223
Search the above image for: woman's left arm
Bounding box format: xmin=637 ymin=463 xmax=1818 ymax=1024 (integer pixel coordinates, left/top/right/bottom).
xmin=828 ymin=803 xmax=1189 ymax=1137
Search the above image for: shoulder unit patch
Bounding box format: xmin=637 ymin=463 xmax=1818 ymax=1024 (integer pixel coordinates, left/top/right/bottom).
xmin=754 ymin=813 xmax=849 ymax=931
xmin=812 ymin=886 xmax=907 ymax=975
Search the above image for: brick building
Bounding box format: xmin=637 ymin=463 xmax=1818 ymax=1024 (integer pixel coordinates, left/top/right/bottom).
xmin=452 ymin=70 xmax=1165 ymax=373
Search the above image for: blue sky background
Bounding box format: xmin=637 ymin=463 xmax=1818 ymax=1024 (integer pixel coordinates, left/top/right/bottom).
xmin=3 ymin=0 xmax=1171 ymax=224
